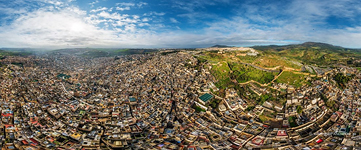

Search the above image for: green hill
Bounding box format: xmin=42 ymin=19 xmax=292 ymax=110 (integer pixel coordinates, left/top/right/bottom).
xmin=252 ymin=42 xmax=361 ymax=66
xmin=211 ymin=45 xmax=234 ymax=48
xmin=0 ymin=49 xmax=32 ymax=58
xmin=196 ymin=42 xmax=361 ymax=92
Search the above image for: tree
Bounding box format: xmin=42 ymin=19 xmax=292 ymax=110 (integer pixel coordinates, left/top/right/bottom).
xmin=246 ymin=106 xmax=255 ymax=111
xmin=297 ymin=106 xmax=303 ymax=114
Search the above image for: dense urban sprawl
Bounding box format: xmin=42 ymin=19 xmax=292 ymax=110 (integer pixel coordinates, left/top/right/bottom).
xmin=0 ymin=50 xmax=361 ymax=150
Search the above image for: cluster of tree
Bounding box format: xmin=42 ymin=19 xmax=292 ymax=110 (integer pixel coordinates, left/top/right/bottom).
xmin=193 ymin=105 xmax=206 ymax=112
xmin=246 ymin=106 xmax=255 ymax=111
xmin=257 ymin=94 xmax=276 ymax=105
xmin=334 ymin=73 xmax=355 ymax=88
xmin=209 ymin=99 xmax=222 ymax=109
xmin=160 ymin=50 xmax=179 ymax=55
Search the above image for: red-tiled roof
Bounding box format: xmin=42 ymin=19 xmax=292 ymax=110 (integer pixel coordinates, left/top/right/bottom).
xmin=277 ymin=130 xmax=287 ymax=136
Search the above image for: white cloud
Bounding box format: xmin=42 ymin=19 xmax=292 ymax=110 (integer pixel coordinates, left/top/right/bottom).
xmin=113 ymin=2 xmax=147 ymax=12
xmin=138 ymin=23 xmax=150 ymax=27
xmin=1 ymin=0 xmax=361 ymax=48
xmin=90 ymin=7 xmax=107 ymax=13
xmin=116 ymin=2 xmax=135 ymax=7
xmin=0 ymin=3 xmax=168 ymax=48
xmin=89 ymin=0 xmax=99 ymax=7
xmin=170 ymin=18 xmax=179 ymax=23
xmin=137 ymin=2 xmax=148 ymax=7
xmin=115 ymin=7 xmax=130 ymax=11
xmin=142 ymin=18 xmax=150 ymax=22
xmin=44 ymin=0 xmax=63 ymax=6
xmin=116 ymin=2 xmax=147 ymax=8
xmin=0 ymin=6 xmax=119 ymax=47
xmin=143 ymin=12 xmax=165 ymax=16
xmin=97 ymin=11 xmax=129 ymax=20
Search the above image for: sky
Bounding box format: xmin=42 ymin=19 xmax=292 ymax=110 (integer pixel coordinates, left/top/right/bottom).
xmin=0 ymin=0 xmax=361 ymax=48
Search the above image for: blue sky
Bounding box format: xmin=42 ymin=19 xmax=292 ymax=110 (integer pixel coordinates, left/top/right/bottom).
xmin=0 ymin=0 xmax=361 ymax=48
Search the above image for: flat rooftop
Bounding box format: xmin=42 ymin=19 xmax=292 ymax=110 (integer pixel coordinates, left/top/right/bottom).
xmin=199 ymin=93 xmax=213 ymax=102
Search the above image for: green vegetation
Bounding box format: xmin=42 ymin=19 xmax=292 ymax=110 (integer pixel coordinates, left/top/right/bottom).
xmin=193 ymin=105 xmax=206 ymax=112
xmin=195 ymin=42 xmax=361 ymax=104
xmin=288 ymin=116 xmax=298 ymax=127
xmin=214 ymin=78 xmax=233 ymax=90
xmin=275 ymin=71 xmax=307 ymax=87
xmin=237 ymin=55 xmax=258 ymax=63
xmin=259 ymin=114 xmax=268 ymax=123
xmin=211 ymin=45 xmax=234 ymax=48
xmin=257 ymin=94 xmax=275 ymax=105
xmin=209 ymin=99 xmax=222 ymax=109
xmin=252 ymin=55 xmax=302 ymax=69
xmin=333 ymin=73 xmax=355 ymax=88
xmin=57 ymin=73 xmax=71 ymax=79
xmin=253 ymin=42 xmax=361 ymax=66
xmin=320 ymin=93 xmax=328 ymax=103
xmin=326 ymin=100 xmax=338 ymax=111
xmin=245 ymin=106 xmax=255 ymax=111
xmin=210 ymin=61 xmax=233 ymax=90
xmin=199 ymin=52 xmax=279 ymax=86
xmin=82 ymin=50 xmax=109 ymax=57
xmin=160 ymin=50 xmax=179 ymax=55
xmin=297 ymin=106 xmax=303 ymax=114
xmin=229 ymin=62 xmax=277 ymax=84
xmin=235 ymin=84 xmax=260 ymax=102
xmin=195 ymin=56 xmax=207 ymax=63
xmin=198 ymin=54 xmax=223 ymax=64
xmin=0 ymin=49 xmax=32 ymax=58
xmin=211 ymin=62 xmax=231 ymax=80
xmin=11 ymin=62 xmax=24 ymax=67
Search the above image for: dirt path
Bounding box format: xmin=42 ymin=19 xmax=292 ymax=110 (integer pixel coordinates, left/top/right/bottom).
xmin=268 ymin=70 xmax=284 ymax=85
xmin=238 ymin=62 xmax=280 ymax=72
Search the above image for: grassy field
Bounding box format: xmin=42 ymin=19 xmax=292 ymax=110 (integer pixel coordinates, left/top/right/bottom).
xmin=201 ymin=49 xmax=304 ymax=71
xmin=210 ymin=62 xmax=231 ymax=80
xmin=199 ymin=42 xmax=361 ymax=92
xmin=211 ymin=61 xmax=233 ymax=89
xmin=229 ymin=62 xmax=278 ymax=84
xmin=198 ymin=52 xmax=225 ymax=64
xmin=253 ymin=55 xmax=302 ymax=69
xmin=275 ymin=71 xmax=307 ymax=87
xmin=199 ymin=51 xmax=279 ymax=87
xmin=210 ymin=61 xmax=278 ymax=86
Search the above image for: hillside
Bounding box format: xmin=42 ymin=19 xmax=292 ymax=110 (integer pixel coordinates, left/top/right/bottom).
xmin=252 ymin=42 xmax=361 ymax=66
xmin=0 ymin=49 xmax=32 ymax=58
xmin=211 ymin=45 xmax=234 ymax=48
xmin=195 ymin=42 xmax=361 ymax=93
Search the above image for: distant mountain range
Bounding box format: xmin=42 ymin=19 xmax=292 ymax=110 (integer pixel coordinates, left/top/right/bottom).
xmin=211 ymin=45 xmax=235 ymax=48
xmin=252 ymin=42 xmax=360 ymax=51
xmin=1 ymin=42 xmax=361 ymax=60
